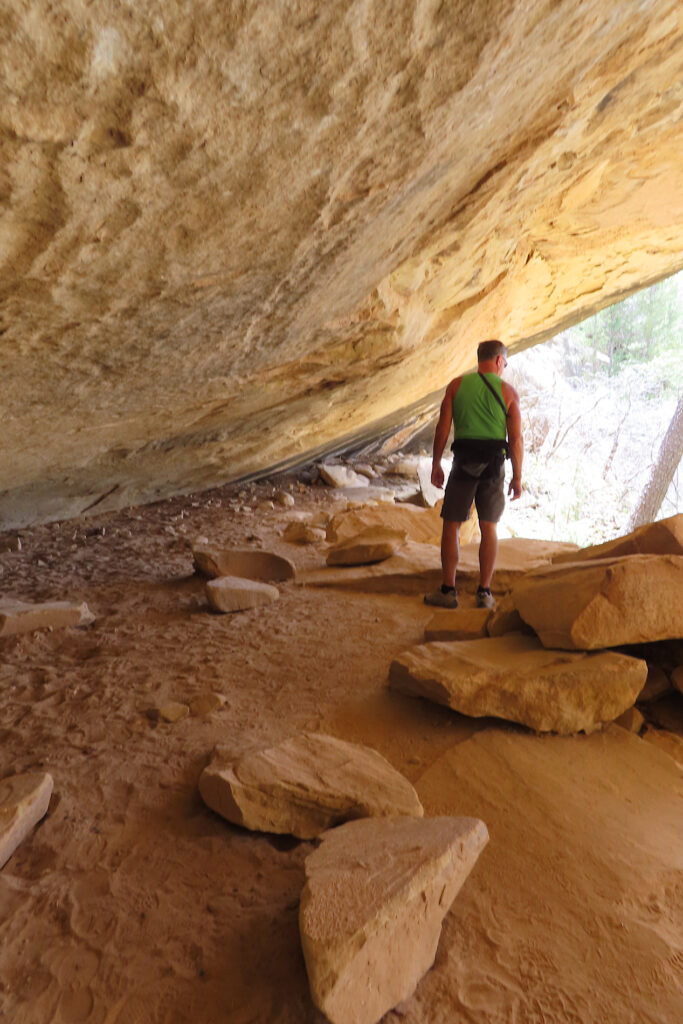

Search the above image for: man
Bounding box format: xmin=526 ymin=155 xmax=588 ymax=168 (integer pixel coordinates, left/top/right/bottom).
xmin=425 ymin=339 xmax=523 ymax=610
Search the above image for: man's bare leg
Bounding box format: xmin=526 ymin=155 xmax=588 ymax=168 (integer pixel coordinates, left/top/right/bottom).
xmin=441 ymin=520 xmax=462 ymax=587
xmin=478 ymin=520 xmax=498 ymax=589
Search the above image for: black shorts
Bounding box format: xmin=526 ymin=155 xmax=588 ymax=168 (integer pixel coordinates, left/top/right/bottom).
xmin=441 ymin=458 xmax=506 ymax=523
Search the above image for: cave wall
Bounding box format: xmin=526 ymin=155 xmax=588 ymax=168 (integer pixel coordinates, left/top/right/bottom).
xmin=1 ymin=0 xmax=681 ymax=526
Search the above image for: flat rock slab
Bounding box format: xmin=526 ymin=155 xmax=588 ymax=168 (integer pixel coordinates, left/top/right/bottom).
xmin=320 ymin=464 xmax=369 ymax=488
xmin=199 ymin=732 xmax=423 ymax=839
xmin=206 ymin=576 xmax=279 ymax=613
xmin=1 ymin=773 xmax=54 ymax=870
xmin=424 ymin=608 xmax=491 ymax=641
xmin=552 ymin=513 xmax=683 ymax=563
xmin=414 ymin=727 xmax=683 ymax=1022
xmin=512 ymin=554 xmax=683 ymax=649
xmin=299 ymin=815 xmax=488 ymax=1024
xmin=326 ymin=504 xmax=444 ymax=546
xmin=327 ymin=526 xmax=408 ymax=566
xmin=192 ymin=543 xmax=295 ymax=581
xmin=0 ymin=599 xmax=94 ymax=637
xmin=389 ymin=633 xmax=647 ymax=734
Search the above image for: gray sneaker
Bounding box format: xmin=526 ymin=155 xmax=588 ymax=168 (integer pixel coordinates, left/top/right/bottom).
xmin=424 ymin=587 xmax=458 ymax=609
xmin=476 ymin=587 xmax=496 ymax=610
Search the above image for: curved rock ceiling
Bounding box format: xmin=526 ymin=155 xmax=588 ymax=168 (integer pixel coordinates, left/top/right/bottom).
xmin=1 ymin=0 xmax=682 ymax=526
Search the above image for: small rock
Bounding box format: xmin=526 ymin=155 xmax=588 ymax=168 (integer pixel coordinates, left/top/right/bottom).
xmin=284 ymin=521 xmax=327 ymax=544
xmin=258 ymin=499 xmax=275 ymax=511
xmin=299 ymin=815 xmax=489 ymax=1024
xmin=148 ymin=702 xmax=190 ymax=724
xmin=0 ymin=772 xmax=54 ymax=870
xmin=276 ymin=490 xmax=295 ymax=507
xmin=190 ymin=693 xmax=226 ymax=717
xmin=0 ymin=599 xmax=95 ymax=637
xmin=319 ymin=464 xmax=370 ymax=489
xmin=199 ymin=732 xmax=423 ymax=838
xmin=206 ymin=576 xmax=279 ymax=613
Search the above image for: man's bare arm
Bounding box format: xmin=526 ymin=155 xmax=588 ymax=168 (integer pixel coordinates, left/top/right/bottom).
xmin=431 ymin=378 xmax=460 ymax=488
xmin=503 ymin=382 xmax=523 ymax=500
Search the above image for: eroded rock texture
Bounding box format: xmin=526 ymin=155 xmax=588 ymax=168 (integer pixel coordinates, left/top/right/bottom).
xmin=1 ymin=2 xmax=681 ymax=525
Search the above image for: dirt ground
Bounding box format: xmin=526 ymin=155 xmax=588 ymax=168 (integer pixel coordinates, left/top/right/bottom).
xmin=0 ymin=476 xmax=681 ymax=1024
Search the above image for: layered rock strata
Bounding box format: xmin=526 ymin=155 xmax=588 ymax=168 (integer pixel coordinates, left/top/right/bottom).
xmin=389 ymin=633 xmax=647 ymax=734
xmin=299 ymin=815 xmax=488 ymax=1024
xmin=199 ymin=732 xmax=423 ymax=838
xmin=2 ymin=2 xmax=682 ymax=526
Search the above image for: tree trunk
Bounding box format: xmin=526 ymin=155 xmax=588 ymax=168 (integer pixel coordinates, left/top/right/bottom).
xmin=628 ymin=395 xmax=683 ymax=530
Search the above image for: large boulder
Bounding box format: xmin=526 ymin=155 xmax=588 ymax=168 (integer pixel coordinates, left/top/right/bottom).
xmin=512 ymin=555 xmax=683 ymax=649
xmin=326 ymin=504 xmax=445 ymax=547
xmin=389 ymin=633 xmax=647 ymax=734
xmin=198 ymin=732 xmax=423 ymax=838
xmin=326 ymin=526 xmax=407 ymax=566
xmin=552 ymin=514 xmax=683 ymax=563
xmin=1 ymin=773 xmax=54 ymax=870
xmin=299 ymin=815 xmax=488 ymax=1024
xmin=192 ymin=543 xmax=295 ymax=581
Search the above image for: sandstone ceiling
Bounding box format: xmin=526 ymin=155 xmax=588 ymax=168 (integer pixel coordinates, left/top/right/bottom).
xmin=1 ymin=0 xmax=682 ymax=526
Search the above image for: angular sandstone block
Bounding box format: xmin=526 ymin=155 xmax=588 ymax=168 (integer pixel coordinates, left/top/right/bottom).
xmin=486 ymin=592 xmax=529 ymax=637
xmin=0 ymin=773 xmax=53 ymax=870
xmin=552 ymin=513 xmax=683 ymax=563
xmin=0 ymin=598 xmax=94 ymax=637
xmin=326 ymin=526 xmax=408 ymax=566
xmin=319 ymin=464 xmax=369 ymax=489
xmin=326 ymin=504 xmax=443 ymax=546
xmin=389 ymin=633 xmax=647 ymax=734
xmin=512 ymin=555 xmax=683 ymax=649
xmin=199 ymin=732 xmax=423 ymax=838
xmin=299 ymin=815 xmax=488 ymax=1024
xmin=424 ymin=607 xmax=491 ymax=641
xmin=192 ymin=543 xmax=294 ymax=581
xmin=283 ymin=521 xmax=326 ymax=544
xmin=206 ymin=576 xmax=279 ymax=613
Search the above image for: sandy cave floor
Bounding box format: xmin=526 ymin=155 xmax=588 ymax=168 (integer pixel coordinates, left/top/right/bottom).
xmin=0 ymin=476 xmax=682 ymax=1024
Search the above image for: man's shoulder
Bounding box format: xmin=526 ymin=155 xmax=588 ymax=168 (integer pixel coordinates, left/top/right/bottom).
xmin=501 ymin=380 xmax=520 ymax=404
xmin=445 ymin=374 xmax=464 ymax=395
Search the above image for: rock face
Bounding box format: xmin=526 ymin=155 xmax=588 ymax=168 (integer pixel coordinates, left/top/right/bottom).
xmin=424 ymin=608 xmax=491 ymax=641
xmin=198 ymin=732 xmax=423 ymax=838
xmin=552 ymin=514 xmax=683 ymax=563
xmin=0 ymin=598 xmax=94 ymax=636
xmin=389 ymin=633 xmax=648 ymax=734
xmin=326 ymin=526 xmax=407 ymax=566
xmin=192 ymin=543 xmax=295 ymax=581
xmin=0 ymin=773 xmax=54 ymax=870
xmin=1 ymin=2 xmax=681 ymax=528
xmin=299 ymin=815 xmax=489 ymax=1024
xmin=512 ymin=555 xmax=683 ymax=649
xmin=205 ymin=576 xmax=279 ymax=613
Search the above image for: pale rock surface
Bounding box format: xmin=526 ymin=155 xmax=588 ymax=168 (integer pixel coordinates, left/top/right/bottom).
xmin=192 ymin=543 xmax=295 ymax=581
xmin=326 ymin=526 xmax=408 ymax=566
xmin=190 ymin=692 xmax=226 ymax=717
xmin=199 ymin=732 xmax=423 ymax=839
xmin=389 ymin=633 xmax=647 ymax=734
xmin=424 ymin=608 xmax=491 ymax=641
xmin=0 ymin=598 xmax=95 ymax=637
xmin=327 ymin=504 xmax=445 ymax=546
xmin=299 ymin=815 xmax=489 ymax=1024
xmin=299 ymin=541 xmax=442 ymax=595
xmin=336 ymin=486 xmax=397 ymax=504
xmin=642 ymin=728 xmax=683 ymax=769
xmin=390 ymin=458 xmax=420 ymax=479
xmin=512 ymin=555 xmax=683 ymax=650
xmin=275 ymin=491 xmax=295 ymax=507
xmin=552 ymin=514 xmax=683 ymax=563
xmin=206 ymin=576 xmax=279 ymax=613
xmin=0 ymin=773 xmax=54 ymax=870
xmin=283 ymin=521 xmax=327 ymax=545
xmin=0 ymin=3 xmax=681 ymax=528
xmin=148 ymin=701 xmax=190 ymax=724
xmin=320 ymin=465 xmax=369 ymax=489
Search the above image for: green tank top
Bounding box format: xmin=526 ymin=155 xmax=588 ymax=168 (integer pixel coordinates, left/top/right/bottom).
xmin=452 ymin=373 xmax=507 ymax=441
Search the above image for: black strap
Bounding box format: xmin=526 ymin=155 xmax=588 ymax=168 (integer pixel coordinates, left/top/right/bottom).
xmin=478 ymin=372 xmax=509 ymax=418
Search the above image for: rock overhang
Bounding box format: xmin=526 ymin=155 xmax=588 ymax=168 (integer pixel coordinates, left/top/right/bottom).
xmin=1 ymin=0 xmax=682 ymax=526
